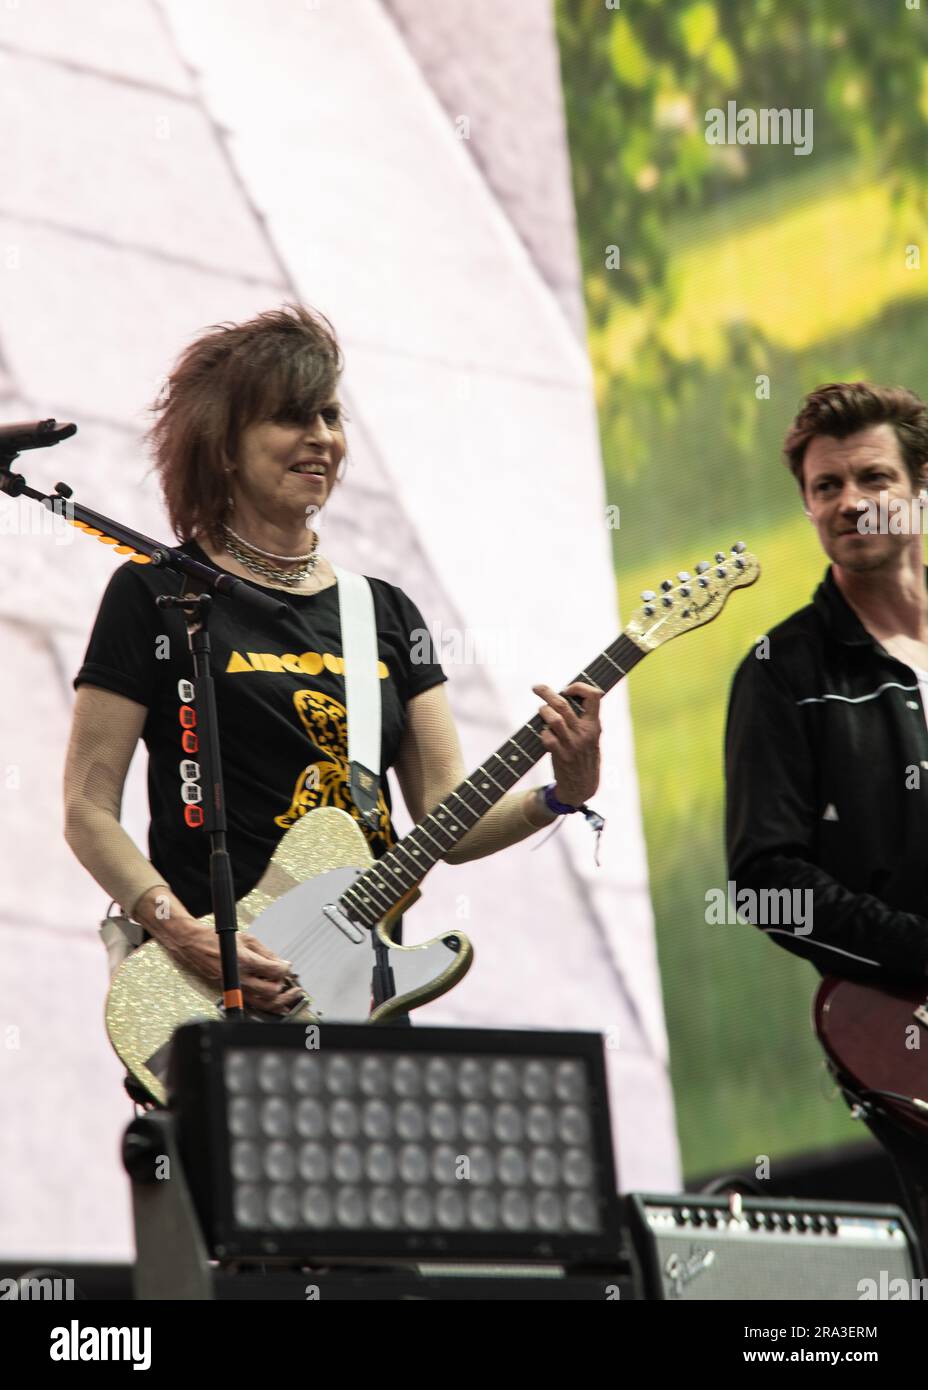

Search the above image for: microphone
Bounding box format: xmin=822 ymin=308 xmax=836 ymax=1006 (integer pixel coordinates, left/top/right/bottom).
xmin=0 ymin=419 xmax=77 ymax=453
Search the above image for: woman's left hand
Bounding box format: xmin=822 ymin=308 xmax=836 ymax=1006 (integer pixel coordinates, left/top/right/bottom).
xmin=532 ymin=681 xmax=603 ymax=807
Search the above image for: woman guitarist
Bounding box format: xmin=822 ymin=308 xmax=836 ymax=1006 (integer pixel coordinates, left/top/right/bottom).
xmin=64 ymin=303 xmax=603 ymax=1024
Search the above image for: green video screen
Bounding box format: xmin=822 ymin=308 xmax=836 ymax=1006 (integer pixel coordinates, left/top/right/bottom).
xmin=556 ymin=0 xmax=928 ymax=1176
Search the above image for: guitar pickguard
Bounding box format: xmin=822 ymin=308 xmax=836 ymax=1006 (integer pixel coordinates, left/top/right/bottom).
xmin=105 ymin=808 xmax=472 ymax=1106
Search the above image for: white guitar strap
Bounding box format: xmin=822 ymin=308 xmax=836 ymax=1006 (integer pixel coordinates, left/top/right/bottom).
xmin=332 ymin=565 xmax=383 ymax=829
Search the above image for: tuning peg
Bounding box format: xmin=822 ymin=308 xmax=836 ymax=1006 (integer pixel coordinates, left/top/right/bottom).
xmin=640 ymin=589 xmax=656 ymax=602
xmin=677 ymin=571 xmax=691 ymax=582
xmin=660 ymin=578 xmax=673 ymax=592
xmin=732 ymin=541 xmax=746 ymax=553
xmin=695 ymin=561 xmax=710 ymax=573
xmin=714 ymin=552 xmax=725 ymax=563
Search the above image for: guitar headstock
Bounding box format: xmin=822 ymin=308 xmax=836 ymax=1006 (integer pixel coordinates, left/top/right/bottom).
xmin=625 ymin=543 xmax=760 ymax=652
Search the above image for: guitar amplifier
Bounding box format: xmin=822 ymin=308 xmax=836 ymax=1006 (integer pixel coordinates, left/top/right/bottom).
xmin=625 ymin=1193 xmax=921 ymax=1300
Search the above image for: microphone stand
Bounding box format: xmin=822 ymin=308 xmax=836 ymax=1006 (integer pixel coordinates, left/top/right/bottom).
xmin=0 ymin=437 xmax=288 ymax=1024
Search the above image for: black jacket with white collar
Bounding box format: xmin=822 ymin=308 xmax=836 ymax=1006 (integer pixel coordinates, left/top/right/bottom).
xmin=725 ymin=564 xmax=928 ymax=983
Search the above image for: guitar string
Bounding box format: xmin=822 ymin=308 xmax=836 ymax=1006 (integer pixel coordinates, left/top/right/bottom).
xmin=256 ymin=634 xmax=649 ymax=984
xmin=265 ymin=632 xmax=647 ymax=960
xmin=338 ymin=633 xmax=647 ymax=927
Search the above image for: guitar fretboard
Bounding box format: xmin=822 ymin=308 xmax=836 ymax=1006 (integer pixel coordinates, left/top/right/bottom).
xmin=338 ymin=631 xmax=647 ymax=928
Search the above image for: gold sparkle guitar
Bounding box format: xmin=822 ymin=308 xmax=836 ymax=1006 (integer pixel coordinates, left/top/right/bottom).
xmin=107 ymin=543 xmax=760 ymax=1104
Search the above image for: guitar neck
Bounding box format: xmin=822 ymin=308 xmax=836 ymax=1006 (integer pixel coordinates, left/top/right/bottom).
xmin=338 ymin=631 xmax=647 ymax=929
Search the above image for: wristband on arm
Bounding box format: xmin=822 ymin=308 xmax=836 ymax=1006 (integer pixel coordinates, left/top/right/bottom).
xmin=532 ymin=783 xmax=606 ymax=865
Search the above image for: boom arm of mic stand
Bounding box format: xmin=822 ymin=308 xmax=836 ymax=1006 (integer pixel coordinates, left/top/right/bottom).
xmin=0 ymin=462 xmax=287 ymax=621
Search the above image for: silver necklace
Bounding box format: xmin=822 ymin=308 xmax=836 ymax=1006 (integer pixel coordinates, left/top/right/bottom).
xmin=223 ymin=522 xmax=317 ymax=562
xmin=221 ymin=523 xmax=320 ymax=587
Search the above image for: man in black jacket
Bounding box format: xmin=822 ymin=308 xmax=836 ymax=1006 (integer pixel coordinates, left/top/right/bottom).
xmin=725 ymin=381 xmax=928 ymax=1261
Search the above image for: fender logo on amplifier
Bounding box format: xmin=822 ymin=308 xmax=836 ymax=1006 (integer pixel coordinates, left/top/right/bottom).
xmin=665 ymin=1245 xmax=716 ymax=1297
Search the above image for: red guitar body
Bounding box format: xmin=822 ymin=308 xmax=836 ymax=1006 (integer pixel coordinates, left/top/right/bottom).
xmin=814 ymin=975 xmax=928 ymax=1140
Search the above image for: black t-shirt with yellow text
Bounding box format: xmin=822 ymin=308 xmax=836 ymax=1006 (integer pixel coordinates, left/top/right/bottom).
xmin=72 ymin=538 xmax=447 ymax=921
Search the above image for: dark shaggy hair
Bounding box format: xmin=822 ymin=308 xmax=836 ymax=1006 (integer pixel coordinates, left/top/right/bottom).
xmin=145 ymin=302 xmax=347 ymax=546
xmin=783 ymin=382 xmax=928 ymax=492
